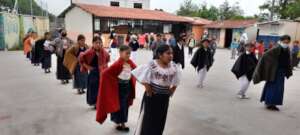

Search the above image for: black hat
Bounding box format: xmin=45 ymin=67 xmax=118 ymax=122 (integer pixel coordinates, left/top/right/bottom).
xmin=201 ymin=38 xmax=210 ymax=43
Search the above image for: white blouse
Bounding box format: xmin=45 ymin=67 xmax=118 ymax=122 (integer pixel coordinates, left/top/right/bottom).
xmin=118 ymin=63 xmax=132 ymax=80
xmin=132 ymin=60 xmax=181 ymax=87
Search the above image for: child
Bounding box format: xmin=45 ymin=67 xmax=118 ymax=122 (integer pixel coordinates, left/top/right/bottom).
xmin=231 ymin=43 xmax=258 ymax=99
xmin=191 ymin=39 xmax=214 ymax=88
xmin=64 ymin=34 xmax=89 ymax=94
xmin=230 ymin=38 xmax=239 ymax=59
xmin=79 ymin=36 xmax=110 ymax=108
xmin=132 ymin=45 xmax=181 ymax=135
xmin=96 ymin=45 xmax=136 ymax=132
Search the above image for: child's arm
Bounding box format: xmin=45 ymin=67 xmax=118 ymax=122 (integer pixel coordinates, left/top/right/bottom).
xmin=142 ymin=83 xmax=154 ymax=97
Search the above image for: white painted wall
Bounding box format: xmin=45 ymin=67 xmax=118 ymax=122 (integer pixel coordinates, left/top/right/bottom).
xmin=245 ymin=26 xmax=258 ymax=42
xmin=258 ymin=20 xmax=300 ymax=41
xmin=73 ymin=0 xmax=150 ymax=9
xmin=65 ymin=6 xmax=93 ymax=45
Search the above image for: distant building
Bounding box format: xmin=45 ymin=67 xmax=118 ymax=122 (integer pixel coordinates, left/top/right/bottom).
xmin=183 ymin=17 xmax=212 ymax=42
xmin=59 ymin=3 xmax=190 ymax=46
xmin=204 ymin=19 xmax=257 ymax=48
xmin=257 ymin=20 xmax=300 ymax=46
xmin=72 ymin=0 xmax=150 ymax=9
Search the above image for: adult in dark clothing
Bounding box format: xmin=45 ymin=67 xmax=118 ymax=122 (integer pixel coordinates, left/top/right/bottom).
xmin=39 ymin=32 xmax=53 ymax=73
xmin=231 ymin=43 xmax=258 ymax=99
xmin=129 ymin=36 xmax=140 ymax=63
xmin=32 ymin=34 xmax=44 ymax=66
xmin=253 ymin=35 xmax=293 ymax=111
xmin=51 ymin=29 xmax=73 ymax=84
xmin=191 ymin=39 xmax=214 ymax=88
xmin=172 ymin=37 xmax=185 ymax=69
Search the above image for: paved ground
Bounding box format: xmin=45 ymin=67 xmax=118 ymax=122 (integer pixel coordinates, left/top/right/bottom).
xmin=0 ymin=49 xmax=299 ymax=135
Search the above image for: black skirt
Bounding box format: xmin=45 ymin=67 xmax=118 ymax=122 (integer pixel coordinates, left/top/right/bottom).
xmin=135 ymin=92 xmax=170 ymax=135
xmin=56 ymin=54 xmax=71 ymax=80
xmin=86 ymin=69 xmax=100 ymax=106
xmin=41 ymin=50 xmax=52 ymax=69
xmin=111 ymin=81 xmax=131 ymax=124
xmin=73 ymin=64 xmax=88 ymax=89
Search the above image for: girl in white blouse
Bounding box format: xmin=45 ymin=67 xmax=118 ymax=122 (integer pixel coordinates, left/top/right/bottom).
xmin=132 ymin=45 xmax=181 ymax=135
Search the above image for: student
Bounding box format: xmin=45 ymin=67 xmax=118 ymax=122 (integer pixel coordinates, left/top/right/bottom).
xmin=79 ymin=36 xmax=110 ymax=108
xmin=230 ymin=38 xmax=239 ymax=59
xmin=151 ymin=34 xmax=165 ymax=59
xmin=31 ymin=32 xmax=43 ymax=66
xmin=172 ymin=36 xmax=185 ymax=69
xmin=291 ymin=41 xmax=299 ymax=69
xmin=129 ymin=35 xmax=140 ymax=63
xmin=109 ymin=32 xmax=119 ymax=62
xmin=188 ymin=34 xmax=196 ymax=56
xmin=253 ymin=35 xmax=293 ymax=111
xmin=23 ymin=31 xmax=34 ymax=59
xmin=132 ymin=45 xmax=181 ymax=135
xmin=231 ymin=43 xmax=258 ymax=99
xmin=191 ymin=39 xmax=214 ymax=88
xmin=64 ymin=34 xmax=89 ymax=94
xmin=51 ymin=29 xmax=73 ymax=84
xmin=256 ymin=40 xmax=265 ymax=60
xmin=38 ymin=32 xmax=53 ymax=73
xmin=96 ymin=45 xmax=136 ymax=132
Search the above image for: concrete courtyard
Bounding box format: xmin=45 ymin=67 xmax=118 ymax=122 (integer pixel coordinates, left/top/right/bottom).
xmin=0 ymin=49 xmax=299 ymax=135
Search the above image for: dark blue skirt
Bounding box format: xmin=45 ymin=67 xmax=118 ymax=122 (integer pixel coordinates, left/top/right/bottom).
xmin=56 ymin=55 xmax=71 ymax=80
xmin=261 ymin=69 xmax=285 ymax=105
xmin=86 ymin=69 xmax=100 ymax=106
xmin=111 ymin=81 xmax=131 ymax=124
xmin=73 ymin=64 xmax=88 ymax=89
xmin=41 ymin=51 xmax=52 ymax=69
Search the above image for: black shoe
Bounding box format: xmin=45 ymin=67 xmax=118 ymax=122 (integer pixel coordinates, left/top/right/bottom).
xmin=271 ymin=106 xmax=280 ymax=111
xmin=116 ymin=126 xmax=123 ymax=131
xmin=66 ymin=80 xmax=69 ymax=84
xmin=122 ymin=126 xmax=130 ymax=132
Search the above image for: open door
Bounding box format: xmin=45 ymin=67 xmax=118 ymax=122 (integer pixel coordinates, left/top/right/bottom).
xmin=224 ymin=29 xmax=233 ymax=48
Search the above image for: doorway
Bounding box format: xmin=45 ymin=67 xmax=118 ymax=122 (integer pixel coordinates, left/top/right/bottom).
xmin=224 ymin=29 xmax=233 ymax=48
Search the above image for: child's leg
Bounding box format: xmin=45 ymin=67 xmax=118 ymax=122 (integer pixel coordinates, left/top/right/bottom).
xmin=238 ymin=75 xmax=250 ymax=96
xmin=197 ymin=67 xmax=207 ymax=87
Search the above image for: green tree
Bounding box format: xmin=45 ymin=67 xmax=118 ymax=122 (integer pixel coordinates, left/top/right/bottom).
xmin=259 ymin=0 xmax=300 ymax=19
xmin=197 ymin=4 xmax=219 ymax=21
xmin=0 ymin=0 xmax=55 ymax=21
xmin=177 ymin=0 xmax=199 ymax=17
xmin=219 ymin=0 xmax=244 ymax=20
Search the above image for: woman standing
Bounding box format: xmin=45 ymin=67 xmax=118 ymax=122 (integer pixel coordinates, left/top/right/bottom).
xmin=64 ymin=35 xmax=89 ymax=94
xmin=132 ymin=45 xmax=181 ymax=135
xmin=51 ymin=30 xmax=73 ymax=84
xmin=79 ymin=36 xmax=110 ymax=108
xmin=38 ymin=32 xmax=53 ymax=73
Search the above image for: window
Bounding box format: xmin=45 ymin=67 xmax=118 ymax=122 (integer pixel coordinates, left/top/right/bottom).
xmin=110 ymin=1 xmax=120 ymax=7
xmin=94 ymin=18 xmax=100 ymax=31
xmin=134 ymin=3 xmax=142 ymax=9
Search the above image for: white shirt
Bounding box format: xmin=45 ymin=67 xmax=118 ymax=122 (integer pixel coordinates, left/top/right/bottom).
xmin=132 ymin=60 xmax=181 ymax=87
xmin=118 ymin=63 xmax=132 ymax=80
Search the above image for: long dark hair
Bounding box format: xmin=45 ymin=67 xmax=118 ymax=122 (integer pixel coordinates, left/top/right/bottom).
xmin=154 ymin=45 xmax=172 ymax=59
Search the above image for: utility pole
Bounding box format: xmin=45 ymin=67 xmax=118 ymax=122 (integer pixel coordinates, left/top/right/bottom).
xmin=270 ymin=0 xmax=276 ymax=21
xmin=30 ymin=0 xmax=33 ymax=16
xmin=13 ymin=0 xmax=18 ymax=14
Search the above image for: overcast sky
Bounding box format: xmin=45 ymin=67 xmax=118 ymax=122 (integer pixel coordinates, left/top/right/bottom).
xmin=37 ymin=0 xmax=265 ymax=16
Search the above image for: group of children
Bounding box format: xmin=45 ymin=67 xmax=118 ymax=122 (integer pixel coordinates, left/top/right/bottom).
xmin=24 ymin=29 xmax=184 ymax=134
xmin=23 ymin=29 xmax=295 ymax=134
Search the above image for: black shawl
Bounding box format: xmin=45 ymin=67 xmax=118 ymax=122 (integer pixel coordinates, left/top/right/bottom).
xmin=191 ymin=47 xmax=214 ymax=71
xmin=231 ymin=52 xmax=258 ymax=81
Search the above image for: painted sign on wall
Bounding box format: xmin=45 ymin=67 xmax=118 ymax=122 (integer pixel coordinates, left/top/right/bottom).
xmin=3 ymin=13 xmax=20 ymax=50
